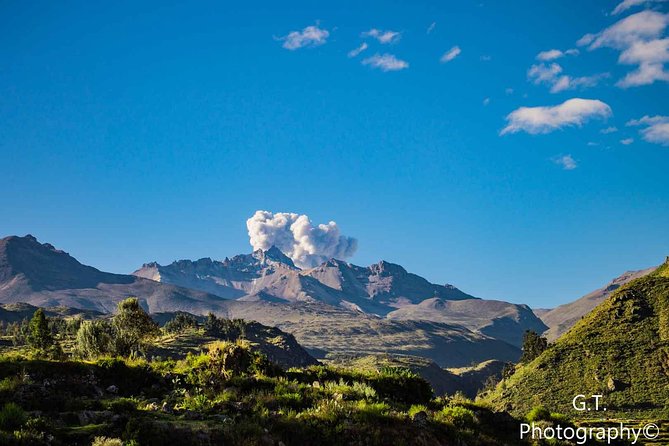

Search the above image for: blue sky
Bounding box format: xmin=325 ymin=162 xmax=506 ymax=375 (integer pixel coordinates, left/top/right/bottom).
xmin=1 ymin=0 xmax=668 ymax=308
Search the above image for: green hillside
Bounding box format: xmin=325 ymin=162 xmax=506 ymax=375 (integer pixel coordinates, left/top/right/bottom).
xmin=484 ymin=258 xmax=669 ymax=419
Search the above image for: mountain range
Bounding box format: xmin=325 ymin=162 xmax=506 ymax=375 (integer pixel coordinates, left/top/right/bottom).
xmin=2 ymin=233 xmax=661 ymax=370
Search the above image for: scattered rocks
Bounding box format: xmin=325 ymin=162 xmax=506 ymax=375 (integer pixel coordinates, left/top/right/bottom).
xmin=412 ymin=411 xmax=428 ymax=426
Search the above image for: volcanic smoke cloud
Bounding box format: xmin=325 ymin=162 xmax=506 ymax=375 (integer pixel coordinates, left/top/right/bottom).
xmin=246 ymin=211 xmax=358 ymax=268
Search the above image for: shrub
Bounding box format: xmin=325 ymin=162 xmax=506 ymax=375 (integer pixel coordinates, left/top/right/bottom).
xmin=91 ymin=437 xmax=123 ymax=446
xmin=549 ymin=412 xmax=572 ymax=426
xmin=164 ymin=313 xmax=198 ymax=334
xmin=526 ymin=405 xmax=551 ymax=422
xmin=352 ymin=381 xmax=377 ymax=400
xmin=440 ymin=406 xmax=475 ymax=427
xmin=520 ymin=330 xmax=548 ymax=363
xmin=369 ymin=367 xmax=433 ymax=404
xmin=203 ymin=314 xmax=246 ymax=340
xmin=0 ymin=402 xmax=27 ymax=432
xmin=106 ymin=398 xmax=137 ymax=413
xmin=352 ymin=400 xmax=391 ymax=422
xmin=408 ymin=404 xmax=429 ymax=418
xmin=75 ymin=320 xmax=115 ymax=359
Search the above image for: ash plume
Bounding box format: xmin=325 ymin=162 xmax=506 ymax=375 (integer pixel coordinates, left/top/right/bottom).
xmin=246 ymin=210 xmax=358 ymax=268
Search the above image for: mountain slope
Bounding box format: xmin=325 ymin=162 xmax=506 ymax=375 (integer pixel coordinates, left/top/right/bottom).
xmin=214 ymin=300 xmax=521 ymax=368
xmin=540 ymin=266 xmax=657 ymax=341
xmin=386 ymin=298 xmax=547 ymax=347
xmin=134 ymin=256 xmax=476 ymax=315
xmin=0 ymin=235 xmax=230 ymax=314
xmin=485 ymin=257 xmax=669 ymax=417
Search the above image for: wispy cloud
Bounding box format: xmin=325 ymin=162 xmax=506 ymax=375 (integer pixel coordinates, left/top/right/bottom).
xmin=600 ymin=126 xmax=618 ymax=134
xmin=427 ymin=22 xmax=436 ymax=34
xmin=626 ymin=115 xmax=669 ymax=145
xmin=579 ymin=10 xmax=669 ymax=87
xmin=480 ymin=55 xmax=492 ymax=62
xmin=483 ymin=97 xmax=491 ymax=106
xmin=501 ymin=98 xmax=612 ymax=135
xmin=620 ymin=137 xmax=635 ymax=145
xmin=553 ymin=154 xmax=578 ymax=170
xmin=362 ymin=29 xmax=401 ymax=44
xmin=280 ymin=25 xmax=329 ymax=50
xmin=536 ymin=48 xmax=579 ymax=61
xmin=362 ymin=53 xmax=409 ymax=71
xmin=611 ymin=0 xmax=668 ymax=15
xmin=440 ymin=46 xmax=462 ymax=63
xmin=528 ymin=63 xmax=608 ymax=93
xmin=348 ymin=42 xmax=368 ymax=58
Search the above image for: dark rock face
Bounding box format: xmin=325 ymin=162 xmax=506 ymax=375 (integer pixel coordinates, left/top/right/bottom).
xmin=0 ymin=235 xmax=133 ymax=291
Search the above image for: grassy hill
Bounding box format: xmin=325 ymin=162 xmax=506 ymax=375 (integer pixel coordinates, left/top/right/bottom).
xmin=483 ymin=258 xmax=669 ymax=419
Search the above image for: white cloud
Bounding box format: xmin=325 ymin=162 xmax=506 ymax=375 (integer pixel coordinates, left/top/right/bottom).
xmin=427 ymin=22 xmax=436 ymax=34
xmin=583 ymin=11 xmax=669 ymax=50
xmin=247 ymin=210 xmax=358 ymax=268
xmin=579 ymin=11 xmax=669 ymax=87
xmin=600 ymin=126 xmax=618 ymax=134
xmin=362 ymin=53 xmax=409 ymax=71
xmin=587 ymin=141 xmax=600 ymax=146
xmin=483 ymin=97 xmax=490 ymax=106
xmin=626 ymin=115 xmax=669 ymax=145
xmin=528 ymin=63 xmax=608 ymax=93
xmin=536 ymin=48 xmax=580 ymax=61
xmin=611 ymin=0 xmax=668 ymax=15
xmin=348 ymin=42 xmax=368 ymax=58
xmin=501 ymin=98 xmax=612 ymax=135
xmin=620 ymin=137 xmax=635 ymax=144
xmin=553 ymin=154 xmax=578 ymax=170
xmin=280 ymin=25 xmax=329 ymax=50
xmin=362 ymin=29 xmax=401 ymax=44
xmin=440 ymin=46 xmax=462 ymax=63
xmin=480 ymin=55 xmax=492 ymax=62
xmin=617 ymin=62 xmax=669 ymax=86
xmin=505 ymin=87 xmax=514 ymax=94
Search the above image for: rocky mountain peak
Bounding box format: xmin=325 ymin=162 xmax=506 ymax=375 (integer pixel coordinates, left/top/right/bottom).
xmin=369 ymin=260 xmax=407 ymax=276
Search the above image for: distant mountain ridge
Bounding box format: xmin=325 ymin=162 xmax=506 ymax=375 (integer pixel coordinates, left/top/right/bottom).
xmin=134 ymin=251 xmax=475 ymax=315
xmin=0 ymin=234 xmax=540 ymax=365
xmin=540 ymin=266 xmax=657 ymax=341
xmin=0 ymin=235 xmax=230 ymax=314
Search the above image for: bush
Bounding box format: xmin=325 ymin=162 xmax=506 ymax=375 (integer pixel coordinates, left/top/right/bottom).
xmin=75 ymin=320 xmax=115 ymax=359
xmin=526 ymin=405 xmax=551 ymax=422
xmin=203 ymin=314 xmax=246 ymax=340
xmin=408 ymin=404 xmax=429 ymax=418
xmin=440 ymin=406 xmax=475 ymax=427
xmin=164 ymin=313 xmax=198 ymax=334
xmin=0 ymin=402 xmax=27 ymax=432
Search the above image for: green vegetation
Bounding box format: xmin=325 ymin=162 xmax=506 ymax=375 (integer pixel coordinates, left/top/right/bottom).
xmin=519 ymin=330 xmax=547 ymax=364
xmin=0 ymin=304 xmax=531 ymax=445
xmin=483 ymin=261 xmax=669 ymax=419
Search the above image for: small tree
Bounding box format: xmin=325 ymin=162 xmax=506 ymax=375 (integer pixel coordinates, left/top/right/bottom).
xmin=520 ymin=330 xmax=548 ymax=363
xmin=75 ymin=320 xmax=114 ymax=359
xmin=112 ymin=298 xmax=159 ymax=357
xmin=27 ymin=309 xmax=54 ymax=351
xmin=164 ymin=312 xmax=198 ymax=334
